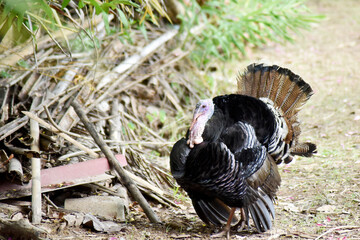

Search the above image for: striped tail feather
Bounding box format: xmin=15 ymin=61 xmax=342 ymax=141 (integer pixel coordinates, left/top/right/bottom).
xmin=244 ymin=188 xmax=276 ymax=233
xmin=192 ymin=197 xmax=238 ymax=226
xmin=237 ymin=63 xmax=316 ymax=161
xmin=290 ymin=142 xmax=317 ymax=157
xmin=238 ymin=63 xmax=313 ymax=118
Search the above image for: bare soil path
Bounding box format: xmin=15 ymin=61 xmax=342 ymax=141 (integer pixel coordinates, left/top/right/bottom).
xmin=235 ymin=0 xmax=360 ymax=239
xmin=165 ymin=0 xmax=360 ymax=239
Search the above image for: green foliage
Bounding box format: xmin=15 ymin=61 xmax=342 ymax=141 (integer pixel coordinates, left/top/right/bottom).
xmin=0 ymin=70 xmax=11 ymax=78
xmin=127 ymin=121 xmax=136 ymax=130
xmin=0 ymin=0 xmax=53 ymax=31
xmin=179 ymin=0 xmax=325 ymax=66
xmin=17 ymin=59 xmax=30 ymax=69
xmin=172 ymin=185 xmax=187 ymax=204
xmin=70 ymin=30 xmax=100 ymax=52
xmin=0 ymin=0 xmax=169 ymax=51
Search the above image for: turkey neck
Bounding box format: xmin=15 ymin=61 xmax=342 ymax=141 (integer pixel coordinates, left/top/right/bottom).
xmin=201 ymin=107 xmax=227 ymax=143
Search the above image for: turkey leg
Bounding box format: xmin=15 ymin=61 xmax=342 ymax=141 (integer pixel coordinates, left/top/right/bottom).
xmin=211 ymin=207 xmax=236 ymax=239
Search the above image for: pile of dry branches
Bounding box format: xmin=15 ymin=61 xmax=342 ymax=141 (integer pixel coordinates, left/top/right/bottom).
xmin=0 ymin=14 xmax=202 ymax=216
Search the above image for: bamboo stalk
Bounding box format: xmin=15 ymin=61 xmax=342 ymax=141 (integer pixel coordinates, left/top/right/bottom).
xmin=109 ymin=98 xmax=122 ymax=148
xmin=30 ymin=97 xmax=42 ymax=224
xmin=70 ymin=100 xmax=160 ymax=223
xmin=57 ymin=146 xmax=118 ymax=161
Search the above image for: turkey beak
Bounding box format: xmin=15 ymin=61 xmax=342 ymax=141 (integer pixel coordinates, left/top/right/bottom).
xmin=189 ymin=112 xmax=201 ymax=131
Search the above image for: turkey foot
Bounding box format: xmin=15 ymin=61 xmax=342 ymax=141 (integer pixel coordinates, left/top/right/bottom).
xmin=211 ymin=207 xmax=236 ymax=239
xmin=233 ymin=208 xmax=246 ymax=232
xmin=211 ymin=225 xmax=231 ymax=239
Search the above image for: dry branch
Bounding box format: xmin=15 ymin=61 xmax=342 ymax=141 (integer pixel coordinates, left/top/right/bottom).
xmin=5 ymin=49 xmax=53 ymax=87
xmin=22 ymin=111 xmax=99 ymax=158
xmin=70 ymin=100 xmax=161 ymax=223
xmin=89 ymin=28 xmax=179 ymax=111
xmin=315 ymin=226 xmax=360 ymax=240
xmin=1 ymin=84 xmax=83 ymax=141
xmin=0 ymin=117 xmax=29 ymax=141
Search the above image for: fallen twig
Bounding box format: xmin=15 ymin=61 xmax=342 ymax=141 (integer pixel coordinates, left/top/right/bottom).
xmin=0 ymin=117 xmax=29 ymax=141
xmin=315 ymin=225 xmax=360 ymax=240
xmin=43 ymin=194 xmax=58 ymax=210
xmin=70 ymin=100 xmax=161 ymax=223
xmin=22 ymin=111 xmax=98 ymax=158
xmin=5 ymin=49 xmax=53 ymax=87
xmin=57 ymin=141 xmax=174 ymax=161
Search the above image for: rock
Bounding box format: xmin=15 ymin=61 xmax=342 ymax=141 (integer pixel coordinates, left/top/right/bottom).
xmin=82 ymin=214 xmax=123 ymax=233
xmin=113 ymin=184 xmax=130 ymax=213
xmin=282 ymin=202 xmax=300 ymax=213
xmin=11 ymin=212 xmax=24 ymax=221
xmin=64 ymin=196 xmax=127 ymax=221
xmin=63 ymin=213 xmax=84 ymax=227
xmin=316 ymin=205 xmax=337 ymax=213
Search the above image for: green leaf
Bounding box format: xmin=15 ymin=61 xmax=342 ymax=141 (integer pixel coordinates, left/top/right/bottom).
xmin=117 ymin=8 xmax=129 ymax=29
xmin=62 ymin=0 xmax=71 ymax=9
xmin=146 ymin=113 xmax=154 ymax=123
xmin=17 ymin=59 xmax=29 ymax=69
xmin=159 ymin=110 xmax=166 ymax=124
xmin=102 ymin=12 xmax=110 ymax=35
xmin=179 ymin=0 xmax=324 ymax=66
xmin=0 ymin=70 xmax=12 ymax=78
xmin=78 ymin=0 xmax=85 ymax=9
xmin=89 ymin=0 xmax=103 ymax=14
xmin=127 ymin=122 xmax=136 ymax=131
xmin=139 ymin=23 xmax=148 ymax=41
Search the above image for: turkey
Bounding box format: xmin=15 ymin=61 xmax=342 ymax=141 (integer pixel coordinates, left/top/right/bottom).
xmin=170 ymin=63 xmax=317 ymax=238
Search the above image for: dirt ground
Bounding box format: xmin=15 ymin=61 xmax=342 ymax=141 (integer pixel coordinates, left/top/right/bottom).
xmin=3 ymin=0 xmax=359 ymax=239
xmin=153 ymin=0 xmax=360 ymax=239
xmin=137 ymin=0 xmax=360 ymax=239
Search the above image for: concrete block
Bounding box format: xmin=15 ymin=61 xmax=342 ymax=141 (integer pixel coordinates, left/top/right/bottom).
xmin=64 ymin=196 xmax=127 ymax=221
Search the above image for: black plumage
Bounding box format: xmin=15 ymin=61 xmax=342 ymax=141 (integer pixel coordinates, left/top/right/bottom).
xmin=170 ymin=63 xmax=317 ymax=235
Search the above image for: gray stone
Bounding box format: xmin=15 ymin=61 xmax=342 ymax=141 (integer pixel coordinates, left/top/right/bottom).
xmin=64 ymin=196 xmax=127 ymax=221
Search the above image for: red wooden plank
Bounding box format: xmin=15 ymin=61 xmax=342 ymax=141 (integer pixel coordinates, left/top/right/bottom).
xmin=0 ymin=154 xmax=127 ymax=200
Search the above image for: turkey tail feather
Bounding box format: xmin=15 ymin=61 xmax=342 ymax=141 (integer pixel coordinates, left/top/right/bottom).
xmin=247 ymin=194 xmax=274 ymax=232
xmin=238 ymin=63 xmax=313 ymax=118
xmin=290 ymin=142 xmax=317 ymax=157
xmin=244 ymin=156 xmax=278 ymax=232
xmin=192 ymin=198 xmax=238 ymax=226
xmin=238 ymin=63 xmax=316 ymax=161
